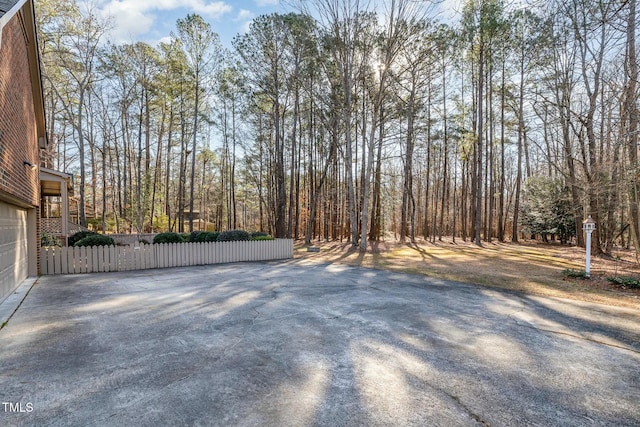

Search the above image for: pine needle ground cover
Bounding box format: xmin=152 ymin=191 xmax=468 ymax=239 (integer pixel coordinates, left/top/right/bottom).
xmin=295 ymin=239 xmax=640 ymax=309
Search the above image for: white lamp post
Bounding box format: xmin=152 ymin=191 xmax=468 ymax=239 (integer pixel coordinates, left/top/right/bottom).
xmin=582 ymin=215 xmax=596 ymax=278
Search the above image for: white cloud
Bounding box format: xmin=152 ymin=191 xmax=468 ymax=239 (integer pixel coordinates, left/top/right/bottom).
xmin=236 ymin=9 xmax=254 ymax=21
xmin=240 ymin=20 xmax=253 ymax=34
xmin=97 ymin=0 xmax=233 ymax=43
xmin=233 ymin=9 xmax=255 ymax=36
xmin=437 ymin=0 xmax=462 ymax=22
xmin=154 ymin=36 xmax=173 ymax=46
xmin=255 ymin=0 xmax=279 ymax=6
xmin=99 ymin=0 xmax=232 ymax=17
xmin=98 ymin=1 xmax=156 ymax=42
xmin=189 ymin=0 xmax=233 ymax=17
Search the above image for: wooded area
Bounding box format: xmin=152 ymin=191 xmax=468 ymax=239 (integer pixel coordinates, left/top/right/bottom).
xmin=35 ymin=0 xmax=640 ymax=254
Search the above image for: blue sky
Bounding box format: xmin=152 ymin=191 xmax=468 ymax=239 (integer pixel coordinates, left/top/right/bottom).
xmin=95 ymin=0 xmax=285 ymax=48
xmin=94 ymin=0 xmax=462 ymax=49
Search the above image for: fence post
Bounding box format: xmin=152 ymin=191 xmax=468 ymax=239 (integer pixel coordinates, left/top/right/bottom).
xmin=119 ymin=246 xmax=126 ymax=271
xmin=60 ymin=246 xmax=67 ymax=274
xmin=108 ymin=245 xmax=115 ymax=272
xmin=40 ymin=248 xmax=47 ymax=275
xmin=102 ymin=246 xmax=107 ymax=272
xmin=170 ymin=243 xmax=176 ymax=268
xmin=40 ymin=248 xmax=55 ymax=274
xmin=136 ymin=243 xmax=143 ymax=270
xmin=90 ymin=246 xmax=97 ymax=273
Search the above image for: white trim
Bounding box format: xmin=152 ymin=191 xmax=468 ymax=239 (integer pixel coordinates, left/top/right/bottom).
xmin=40 ymin=167 xmax=72 ymax=180
xmin=0 ymin=0 xmax=28 ymax=48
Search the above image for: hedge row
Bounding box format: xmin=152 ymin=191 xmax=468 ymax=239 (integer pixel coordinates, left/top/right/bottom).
xmin=152 ymin=230 xmax=273 ymax=244
xmin=74 ymin=235 xmax=116 ymax=247
xmin=69 ymin=230 xmax=98 ymax=247
xmin=66 ymin=230 xmax=274 ymax=247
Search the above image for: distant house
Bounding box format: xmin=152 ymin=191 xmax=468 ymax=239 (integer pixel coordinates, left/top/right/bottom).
xmin=40 ymin=167 xmax=75 ymax=246
xmin=0 ymin=0 xmax=47 ymax=302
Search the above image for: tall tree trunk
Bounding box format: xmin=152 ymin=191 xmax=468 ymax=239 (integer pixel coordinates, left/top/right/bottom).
xmin=475 ymin=39 xmax=484 ymax=246
xmin=189 ymin=70 xmax=200 ymax=232
xmin=307 ymin=132 xmax=337 ymax=244
xmin=288 ymin=86 xmax=300 ymax=238
xmin=177 ymin=100 xmax=187 ymax=233
xmin=151 ymin=105 xmax=166 ymax=232
xmin=401 ymin=85 xmax=416 ymax=243
xmin=144 ymin=89 xmax=152 ymax=232
xmin=77 ymin=95 xmax=87 ymax=228
xmin=137 ymin=89 xmax=144 ymax=234
xmin=498 ymin=54 xmax=506 ymax=241
xmin=114 ymin=129 xmax=123 ymax=233
xmin=274 ymin=91 xmax=287 ymax=238
xmin=423 ymin=81 xmax=432 ymax=239
xmin=231 ymin=98 xmax=238 ymax=229
xmin=87 ymin=92 xmax=97 ymax=222
xmin=165 ymin=108 xmax=174 ymax=231
xmin=344 ymin=95 xmax=358 ymax=245
xmin=486 ymin=61 xmax=493 ymax=242
xmin=439 ymin=56 xmax=448 ymax=241
xmin=101 ymin=134 xmax=107 ymax=233
xmin=512 ymin=52 xmax=525 ymax=243
xmin=121 ymin=108 xmax=129 ymax=229
xmin=371 ymin=115 xmax=384 ymax=241
xmin=452 ymin=157 xmax=458 ymax=243
xmin=625 ymin=0 xmax=640 ymax=253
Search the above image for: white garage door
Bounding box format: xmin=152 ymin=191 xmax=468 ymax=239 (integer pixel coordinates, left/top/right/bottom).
xmin=0 ymin=200 xmax=28 ymax=303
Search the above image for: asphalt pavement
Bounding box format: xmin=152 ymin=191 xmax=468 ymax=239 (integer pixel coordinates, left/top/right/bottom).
xmin=1 ymin=260 xmax=639 ymax=426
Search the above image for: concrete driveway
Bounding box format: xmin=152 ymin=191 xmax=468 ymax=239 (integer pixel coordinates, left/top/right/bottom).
xmin=1 ymin=261 xmax=639 ymax=426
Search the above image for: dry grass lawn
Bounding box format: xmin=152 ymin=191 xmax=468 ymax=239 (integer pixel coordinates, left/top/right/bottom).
xmin=295 ymin=238 xmax=640 ymax=309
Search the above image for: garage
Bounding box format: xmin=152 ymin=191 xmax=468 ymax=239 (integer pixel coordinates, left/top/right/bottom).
xmin=0 ymin=200 xmax=29 ymax=303
xmin=0 ymin=0 xmax=47 ymax=304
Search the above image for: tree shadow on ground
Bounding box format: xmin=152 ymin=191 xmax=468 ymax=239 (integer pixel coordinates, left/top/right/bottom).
xmin=1 ymin=263 xmax=639 ymax=426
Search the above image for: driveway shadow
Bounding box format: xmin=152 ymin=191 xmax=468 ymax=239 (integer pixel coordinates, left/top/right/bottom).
xmin=1 ymin=262 xmax=639 ymax=426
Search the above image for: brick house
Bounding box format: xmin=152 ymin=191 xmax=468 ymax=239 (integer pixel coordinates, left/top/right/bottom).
xmin=0 ymin=0 xmax=47 ymax=303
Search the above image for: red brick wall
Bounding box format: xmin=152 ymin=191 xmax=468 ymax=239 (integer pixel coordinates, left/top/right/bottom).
xmin=0 ymin=10 xmax=42 ymax=276
xmin=0 ymin=12 xmax=40 ymax=208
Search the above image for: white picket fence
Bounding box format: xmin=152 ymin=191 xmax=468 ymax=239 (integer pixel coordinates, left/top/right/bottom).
xmin=40 ymin=239 xmax=294 ymax=275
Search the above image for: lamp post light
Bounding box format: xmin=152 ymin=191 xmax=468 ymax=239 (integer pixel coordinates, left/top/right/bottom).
xmin=582 ymin=215 xmax=596 ymax=278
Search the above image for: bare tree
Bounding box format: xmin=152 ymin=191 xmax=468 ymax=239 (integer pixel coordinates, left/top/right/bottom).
xmin=176 ymin=14 xmax=221 ymax=232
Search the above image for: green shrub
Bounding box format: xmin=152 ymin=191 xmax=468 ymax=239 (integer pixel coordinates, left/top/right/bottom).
xmin=191 ymin=231 xmax=208 ymax=242
xmin=252 ymin=235 xmax=274 ymax=241
xmin=205 ymin=232 xmax=219 ymax=242
xmin=69 ymin=230 xmax=97 ymax=247
xmin=41 ymin=232 xmax=62 ymax=247
xmin=217 ymin=229 xmax=251 ymax=242
xmin=74 ymin=235 xmax=115 ymax=247
xmin=562 ymin=268 xmax=588 ymax=279
xmin=250 ymin=231 xmax=270 ymax=239
xmin=607 ymin=276 xmax=640 ymax=289
xmin=189 ymin=231 xmax=203 ymax=242
xmin=153 ymin=232 xmax=184 ymax=244
xmin=190 ymin=231 xmax=219 ymax=242
xmin=181 ymin=233 xmax=190 ymax=242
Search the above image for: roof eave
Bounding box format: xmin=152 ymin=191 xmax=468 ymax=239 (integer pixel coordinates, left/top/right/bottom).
xmin=0 ymin=0 xmax=27 ymax=47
